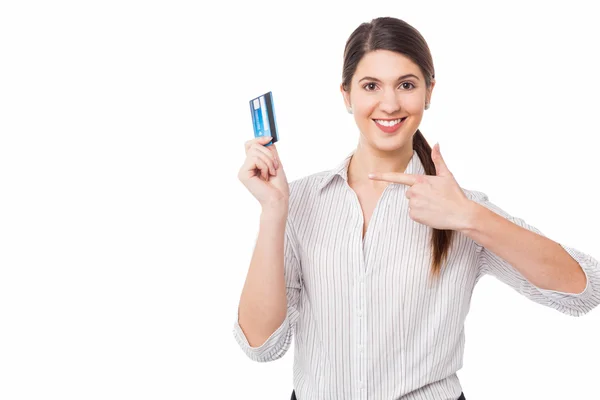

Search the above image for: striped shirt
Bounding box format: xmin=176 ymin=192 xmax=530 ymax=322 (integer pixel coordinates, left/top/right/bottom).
xmin=233 ymin=149 xmax=600 ymax=400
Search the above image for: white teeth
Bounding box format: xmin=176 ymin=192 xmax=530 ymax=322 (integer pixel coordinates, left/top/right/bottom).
xmin=374 ymin=118 xmax=403 ymax=127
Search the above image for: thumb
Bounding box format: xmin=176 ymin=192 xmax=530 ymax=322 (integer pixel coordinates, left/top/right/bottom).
xmin=432 ymin=143 xmax=451 ymax=176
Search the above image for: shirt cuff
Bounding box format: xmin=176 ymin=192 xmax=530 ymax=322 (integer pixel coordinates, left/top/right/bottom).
xmin=232 ymin=314 xmax=290 ymax=361
xmin=523 ymin=244 xmax=600 ymax=306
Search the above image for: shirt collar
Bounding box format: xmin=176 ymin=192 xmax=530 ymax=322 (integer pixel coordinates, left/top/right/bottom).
xmin=317 ymin=149 xmax=425 ymax=192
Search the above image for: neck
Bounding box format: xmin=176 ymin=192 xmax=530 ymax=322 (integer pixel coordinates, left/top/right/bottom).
xmin=347 ymin=143 xmax=414 ymax=190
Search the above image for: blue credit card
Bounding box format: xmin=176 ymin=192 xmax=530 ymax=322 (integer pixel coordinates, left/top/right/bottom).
xmin=249 ymin=91 xmax=279 ymax=147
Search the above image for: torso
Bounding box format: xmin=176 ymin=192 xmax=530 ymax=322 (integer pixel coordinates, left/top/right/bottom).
xmin=350 ymin=183 xmax=389 ymax=240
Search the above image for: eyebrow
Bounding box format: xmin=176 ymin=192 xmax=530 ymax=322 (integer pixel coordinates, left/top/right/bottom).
xmin=358 ymin=74 xmax=420 ymax=83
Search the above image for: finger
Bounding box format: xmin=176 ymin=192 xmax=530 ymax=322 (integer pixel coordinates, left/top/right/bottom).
xmin=242 ymin=152 xmax=270 ymax=180
xmin=249 ymin=147 xmax=277 ymax=175
xmin=253 ymin=156 xmax=270 ymax=180
xmin=432 ymin=143 xmax=451 ymax=177
xmin=245 ymin=136 xmax=271 ymax=155
xmin=250 ymin=143 xmax=278 ymax=170
xmin=268 ymin=142 xmax=279 ymax=156
xmin=245 ymin=136 xmax=273 ymax=154
xmin=368 ymin=172 xmax=418 ymax=186
xmin=254 ymin=154 xmax=273 ymax=178
xmin=266 ymin=143 xmax=280 ymax=165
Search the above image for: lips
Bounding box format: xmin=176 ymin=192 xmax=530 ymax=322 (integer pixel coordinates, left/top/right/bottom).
xmin=373 ymin=117 xmax=407 ymax=134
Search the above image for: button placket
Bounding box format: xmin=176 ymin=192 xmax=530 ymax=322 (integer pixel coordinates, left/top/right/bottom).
xmin=357 ymin=273 xmax=367 ymax=397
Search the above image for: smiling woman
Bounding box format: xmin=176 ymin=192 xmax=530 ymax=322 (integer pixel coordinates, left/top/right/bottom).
xmin=339 ymin=18 xmax=450 ymax=280
xmin=232 ymin=16 xmax=600 ymax=400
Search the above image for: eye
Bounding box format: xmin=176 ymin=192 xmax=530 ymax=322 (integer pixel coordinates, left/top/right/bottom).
xmin=362 ymin=81 xmax=416 ymax=91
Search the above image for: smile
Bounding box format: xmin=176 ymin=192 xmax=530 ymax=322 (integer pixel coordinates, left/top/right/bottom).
xmin=372 ymin=117 xmax=407 ymax=133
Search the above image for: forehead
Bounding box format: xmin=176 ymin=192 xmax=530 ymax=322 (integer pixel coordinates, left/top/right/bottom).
xmin=354 ymin=50 xmax=421 ymax=81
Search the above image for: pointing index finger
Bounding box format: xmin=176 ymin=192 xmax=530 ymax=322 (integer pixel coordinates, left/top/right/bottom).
xmin=368 ymin=172 xmax=418 ymax=186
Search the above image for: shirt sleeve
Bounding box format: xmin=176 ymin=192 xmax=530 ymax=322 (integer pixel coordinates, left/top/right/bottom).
xmin=232 ymin=216 xmax=303 ymax=362
xmin=469 ymin=190 xmax=600 ymax=317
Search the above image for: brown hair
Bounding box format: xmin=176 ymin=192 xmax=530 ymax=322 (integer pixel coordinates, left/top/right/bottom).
xmin=342 ymin=17 xmax=453 ymax=281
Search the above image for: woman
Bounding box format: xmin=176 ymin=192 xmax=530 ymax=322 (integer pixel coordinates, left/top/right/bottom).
xmin=233 ymin=17 xmax=600 ymax=400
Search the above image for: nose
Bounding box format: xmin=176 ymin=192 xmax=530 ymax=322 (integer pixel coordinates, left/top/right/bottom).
xmin=378 ymin=89 xmax=401 ymax=114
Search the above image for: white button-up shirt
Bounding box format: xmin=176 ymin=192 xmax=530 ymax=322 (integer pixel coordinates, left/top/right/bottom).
xmin=233 ymin=150 xmax=600 ymax=400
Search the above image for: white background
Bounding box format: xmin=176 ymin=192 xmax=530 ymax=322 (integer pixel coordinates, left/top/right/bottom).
xmin=1 ymin=1 xmax=599 ymax=399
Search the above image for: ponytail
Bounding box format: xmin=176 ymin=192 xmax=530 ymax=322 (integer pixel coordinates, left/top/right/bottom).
xmin=413 ymin=130 xmax=455 ymax=281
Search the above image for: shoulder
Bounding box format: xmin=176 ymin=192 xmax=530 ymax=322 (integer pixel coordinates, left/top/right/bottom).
xmin=285 ymin=169 xmax=333 ymax=222
xmin=288 ymin=170 xmax=329 ymax=203
xmin=288 ymin=171 xmax=327 ymax=195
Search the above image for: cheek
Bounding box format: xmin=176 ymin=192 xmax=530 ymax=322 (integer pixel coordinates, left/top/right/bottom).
xmin=351 ymin=94 xmax=377 ymax=113
xmin=404 ymin=96 xmax=426 ymax=113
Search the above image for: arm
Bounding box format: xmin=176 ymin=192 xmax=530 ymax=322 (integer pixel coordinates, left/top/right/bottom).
xmin=462 ymin=190 xmax=600 ymax=316
xmin=233 ymin=205 xmax=303 ymax=361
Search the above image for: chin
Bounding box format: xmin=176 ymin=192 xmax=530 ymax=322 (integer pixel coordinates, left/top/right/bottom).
xmin=368 ymin=134 xmax=411 ymax=152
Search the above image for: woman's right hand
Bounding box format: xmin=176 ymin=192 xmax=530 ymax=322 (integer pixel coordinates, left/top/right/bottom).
xmin=238 ymin=136 xmax=290 ymax=210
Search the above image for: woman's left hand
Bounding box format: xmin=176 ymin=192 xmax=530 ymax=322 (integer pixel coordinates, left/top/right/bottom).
xmin=368 ymin=143 xmax=476 ymax=231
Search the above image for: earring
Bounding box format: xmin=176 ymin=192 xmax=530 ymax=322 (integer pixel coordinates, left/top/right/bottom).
xmin=347 ymin=107 xmax=353 ymax=114
xmin=425 ymin=103 xmax=430 ymax=110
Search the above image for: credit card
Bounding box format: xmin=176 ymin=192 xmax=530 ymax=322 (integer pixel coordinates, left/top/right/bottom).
xmin=249 ymin=91 xmax=279 ymax=147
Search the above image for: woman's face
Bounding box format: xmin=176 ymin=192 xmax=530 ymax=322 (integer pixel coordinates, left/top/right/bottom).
xmin=341 ymin=50 xmax=434 ymax=151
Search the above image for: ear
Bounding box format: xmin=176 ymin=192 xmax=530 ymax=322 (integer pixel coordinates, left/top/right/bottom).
xmin=340 ymin=83 xmax=351 ymax=109
xmin=426 ymin=78 xmax=436 ymax=104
